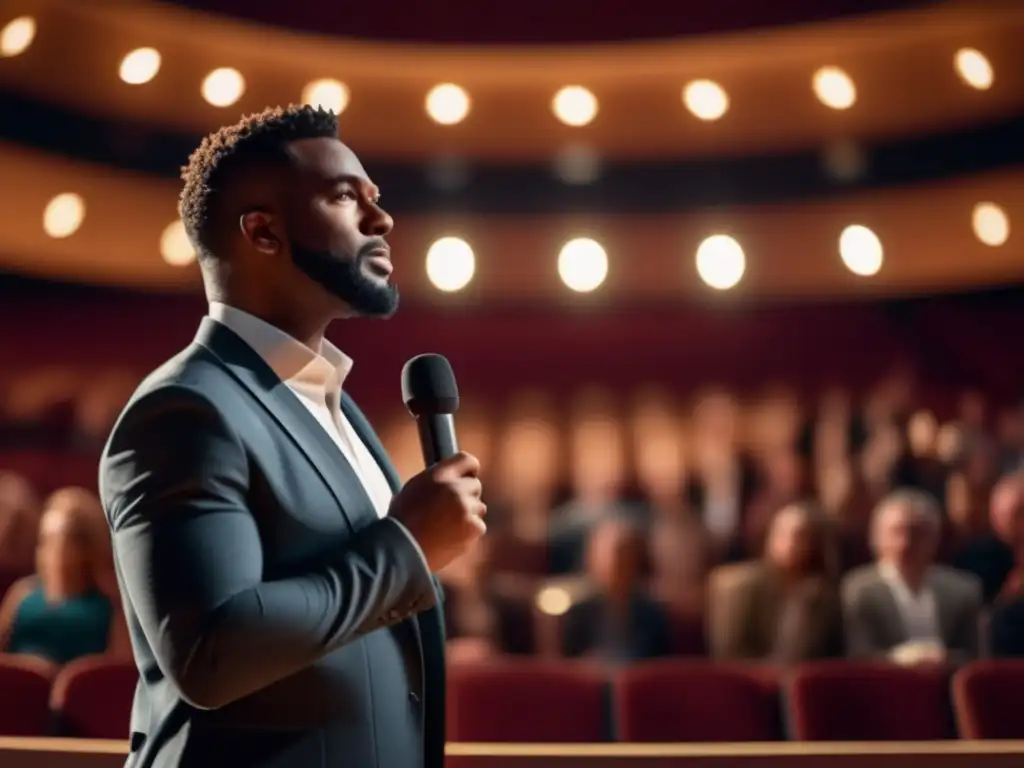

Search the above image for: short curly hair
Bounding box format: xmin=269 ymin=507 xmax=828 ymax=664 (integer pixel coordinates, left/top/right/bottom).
xmin=179 ymin=104 xmax=339 ymax=260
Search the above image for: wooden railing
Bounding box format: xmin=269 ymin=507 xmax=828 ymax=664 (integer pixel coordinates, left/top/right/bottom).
xmin=0 ymin=738 xmax=1022 ymax=768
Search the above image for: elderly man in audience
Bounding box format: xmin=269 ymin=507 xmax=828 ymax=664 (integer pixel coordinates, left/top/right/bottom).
xmin=842 ymin=489 xmax=982 ymax=666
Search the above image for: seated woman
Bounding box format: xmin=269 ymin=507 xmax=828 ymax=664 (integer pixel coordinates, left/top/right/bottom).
xmin=0 ymin=487 xmax=121 ymax=667
xmin=709 ymin=500 xmax=843 ymax=663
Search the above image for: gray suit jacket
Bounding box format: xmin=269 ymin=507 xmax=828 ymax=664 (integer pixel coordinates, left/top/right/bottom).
xmin=840 ymin=563 xmax=982 ymax=663
xmin=100 ymin=318 xmax=447 ymax=768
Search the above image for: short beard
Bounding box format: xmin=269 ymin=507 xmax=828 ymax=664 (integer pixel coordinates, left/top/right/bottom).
xmin=289 ymin=241 xmax=399 ymax=318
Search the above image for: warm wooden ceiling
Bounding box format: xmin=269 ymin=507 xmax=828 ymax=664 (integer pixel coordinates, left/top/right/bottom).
xmin=0 ymin=0 xmax=1020 ymax=160
xmin=0 ymin=142 xmax=1018 ymax=300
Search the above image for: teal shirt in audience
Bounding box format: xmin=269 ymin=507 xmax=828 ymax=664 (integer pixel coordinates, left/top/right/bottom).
xmin=8 ymin=584 xmax=111 ymax=664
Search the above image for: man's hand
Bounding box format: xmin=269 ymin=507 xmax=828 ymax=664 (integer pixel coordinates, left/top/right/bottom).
xmin=390 ymin=452 xmax=486 ymax=572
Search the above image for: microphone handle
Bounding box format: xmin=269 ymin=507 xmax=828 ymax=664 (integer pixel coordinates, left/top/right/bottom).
xmin=416 ymin=413 xmax=459 ymax=467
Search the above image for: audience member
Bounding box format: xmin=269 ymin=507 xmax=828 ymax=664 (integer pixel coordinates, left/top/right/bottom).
xmin=0 ymin=471 xmax=40 ymax=575
xmin=989 ymin=596 xmax=1024 ymax=657
xmin=0 ymin=487 xmax=120 ymax=666
xmin=953 ymin=473 xmax=1024 ymax=604
xmin=562 ymin=517 xmax=670 ymax=663
xmin=709 ymin=501 xmax=842 ymax=663
xmin=841 ymin=489 xmax=982 ymax=665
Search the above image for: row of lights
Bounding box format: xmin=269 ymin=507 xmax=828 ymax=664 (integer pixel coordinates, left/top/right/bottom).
xmin=38 ymin=192 xmax=1012 ymax=293
xmin=0 ymin=16 xmax=997 ymax=126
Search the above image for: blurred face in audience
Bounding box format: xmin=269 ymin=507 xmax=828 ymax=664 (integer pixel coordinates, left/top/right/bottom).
xmin=991 ymin=477 xmax=1024 ymax=552
xmin=500 ymin=417 xmax=558 ymax=499
xmin=0 ymin=472 xmax=37 ymax=520
xmin=571 ymin=417 xmax=625 ymax=502
xmin=873 ymin=498 xmax=937 ymax=574
xmin=765 ymin=504 xmax=814 ymax=574
xmin=36 ymin=504 xmax=95 ymax=599
xmin=587 ymin=520 xmax=643 ymax=596
xmin=0 ymin=472 xmax=41 ymax=568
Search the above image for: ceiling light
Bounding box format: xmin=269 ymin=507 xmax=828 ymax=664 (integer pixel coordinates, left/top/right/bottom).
xmin=302 ymin=79 xmax=349 ymax=114
xmin=552 ymin=86 xmax=598 ymax=127
xmin=683 ymin=80 xmax=729 ymax=121
xmin=696 ymin=235 xmax=745 ymax=290
xmin=202 ymin=67 xmax=245 ymax=107
xmin=813 ymin=66 xmax=856 ymax=110
xmin=119 ymin=47 xmax=161 ymax=85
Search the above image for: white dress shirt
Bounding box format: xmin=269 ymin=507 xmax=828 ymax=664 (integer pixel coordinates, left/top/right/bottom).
xmin=880 ymin=563 xmax=942 ymax=645
xmin=209 ymin=302 xmax=395 ymax=520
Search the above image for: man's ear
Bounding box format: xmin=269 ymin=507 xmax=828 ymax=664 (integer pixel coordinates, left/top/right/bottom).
xmin=239 ymin=210 xmax=283 ymax=254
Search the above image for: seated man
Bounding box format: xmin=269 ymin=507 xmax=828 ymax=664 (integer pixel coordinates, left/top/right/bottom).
xmin=842 ymin=489 xmax=982 ymax=666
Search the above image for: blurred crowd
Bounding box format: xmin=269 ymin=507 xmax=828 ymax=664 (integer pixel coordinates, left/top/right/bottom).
xmin=2 ymin=363 xmax=1024 ymax=677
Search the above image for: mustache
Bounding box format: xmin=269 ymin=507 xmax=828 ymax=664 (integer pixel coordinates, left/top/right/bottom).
xmin=356 ymin=238 xmax=390 ymax=259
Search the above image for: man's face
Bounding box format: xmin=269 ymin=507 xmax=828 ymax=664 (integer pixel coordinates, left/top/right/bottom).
xmin=279 ymin=137 xmax=398 ymax=317
xmin=875 ymin=501 xmax=936 ymax=570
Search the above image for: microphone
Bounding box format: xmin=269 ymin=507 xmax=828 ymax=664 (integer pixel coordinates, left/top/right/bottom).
xmin=401 ymin=354 xmax=460 ymax=467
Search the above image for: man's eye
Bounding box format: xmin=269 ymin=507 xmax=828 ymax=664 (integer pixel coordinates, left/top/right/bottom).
xmin=334 ymin=190 xmax=357 ymax=201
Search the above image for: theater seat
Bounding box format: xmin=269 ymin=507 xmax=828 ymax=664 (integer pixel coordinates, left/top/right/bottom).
xmin=51 ymin=655 xmax=138 ymax=738
xmin=953 ymin=660 xmax=1024 ymax=738
xmin=0 ymin=654 xmax=56 ymax=736
xmin=788 ymin=660 xmax=953 ymax=740
xmin=614 ymin=661 xmax=783 ymax=742
xmin=448 ymin=658 xmax=608 ymax=742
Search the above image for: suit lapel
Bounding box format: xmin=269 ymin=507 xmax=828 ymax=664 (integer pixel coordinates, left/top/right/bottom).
xmin=927 ymin=570 xmax=956 ymax=642
xmin=194 ymin=318 xmax=377 ymax=535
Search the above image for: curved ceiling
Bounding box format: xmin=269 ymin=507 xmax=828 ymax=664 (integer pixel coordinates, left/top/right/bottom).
xmin=0 ymin=142 xmax=1018 ymax=300
xmin=0 ymin=1 xmax=1020 ymax=160
xmin=167 ymin=0 xmax=922 ymax=43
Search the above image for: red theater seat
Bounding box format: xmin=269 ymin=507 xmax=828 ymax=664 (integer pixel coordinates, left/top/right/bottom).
xmin=448 ymin=658 xmax=608 ymax=742
xmin=51 ymin=655 xmax=138 ymax=738
xmin=953 ymin=660 xmax=1024 ymax=739
xmin=0 ymin=654 xmax=56 ymax=736
xmin=614 ymin=661 xmax=783 ymax=742
xmin=788 ymin=661 xmax=953 ymax=741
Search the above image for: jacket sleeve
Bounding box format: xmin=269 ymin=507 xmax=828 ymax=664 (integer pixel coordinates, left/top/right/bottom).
xmin=102 ymin=385 xmax=437 ymax=710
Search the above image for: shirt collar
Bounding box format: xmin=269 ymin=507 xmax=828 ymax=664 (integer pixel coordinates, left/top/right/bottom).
xmin=208 ymin=302 xmax=353 ymax=393
xmin=879 ymin=562 xmax=934 ymax=600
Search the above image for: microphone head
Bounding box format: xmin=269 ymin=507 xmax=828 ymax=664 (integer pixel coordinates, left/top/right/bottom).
xmin=401 ymin=354 xmax=459 ymax=416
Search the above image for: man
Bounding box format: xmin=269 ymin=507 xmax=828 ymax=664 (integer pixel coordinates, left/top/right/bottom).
xmin=841 ymin=489 xmax=981 ymax=665
xmin=953 ymin=472 xmax=1024 ymax=603
xmin=99 ymin=105 xmax=486 ymax=768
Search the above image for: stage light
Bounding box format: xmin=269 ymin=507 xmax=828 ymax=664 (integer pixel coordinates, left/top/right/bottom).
xmin=202 ymin=67 xmax=245 ymax=107
xmin=839 ymin=225 xmax=883 ymax=276
xmin=683 ymin=80 xmax=729 ymax=121
xmin=696 ymin=235 xmax=745 ymax=290
xmin=558 ymin=238 xmax=607 ymax=292
xmin=955 ymin=48 xmax=993 ymax=90
xmin=536 ymin=586 xmax=572 ymax=616
xmin=43 ymin=193 xmax=85 ymax=239
xmin=302 ymin=79 xmax=349 ymax=114
xmin=0 ymin=16 xmax=35 ymax=57
xmin=119 ymin=47 xmax=161 ymax=85
xmin=426 ymin=83 xmax=470 ymax=125
xmin=160 ymin=220 xmax=196 ymax=266
xmin=972 ymin=202 xmax=1009 ymax=247
xmin=425 ymin=237 xmax=475 ymax=292
xmin=553 ymin=86 xmax=597 ymax=127
xmin=813 ymin=66 xmax=856 ymax=110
